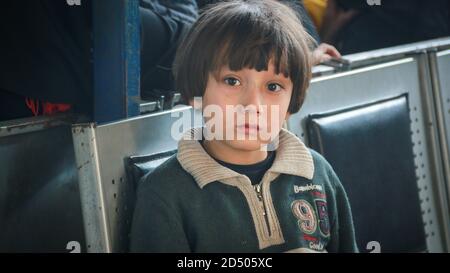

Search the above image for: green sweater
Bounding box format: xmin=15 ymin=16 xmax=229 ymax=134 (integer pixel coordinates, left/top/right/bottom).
xmin=130 ymin=128 xmax=358 ymax=253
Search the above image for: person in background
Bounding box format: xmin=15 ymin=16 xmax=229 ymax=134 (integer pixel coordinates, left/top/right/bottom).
xmin=140 ymin=0 xmax=198 ymax=104
xmin=320 ymin=0 xmax=450 ymax=54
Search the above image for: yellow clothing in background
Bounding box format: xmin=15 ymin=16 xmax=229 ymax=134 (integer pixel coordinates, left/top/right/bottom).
xmin=303 ymin=0 xmax=328 ymax=30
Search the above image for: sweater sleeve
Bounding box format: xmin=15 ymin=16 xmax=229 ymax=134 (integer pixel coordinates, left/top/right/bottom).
xmin=326 ymin=166 xmax=359 ymax=253
xmin=129 ymin=180 xmax=191 ymax=253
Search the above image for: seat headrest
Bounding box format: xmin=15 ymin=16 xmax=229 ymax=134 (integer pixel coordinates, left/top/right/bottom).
xmin=125 ymin=150 xmax=177 ymax=188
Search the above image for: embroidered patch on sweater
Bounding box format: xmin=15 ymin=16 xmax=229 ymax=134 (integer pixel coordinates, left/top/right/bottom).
xmin=291 ymin=199 xmax=317 ymax=234
xmin=315 ymin=199 xmax=330 ymax=237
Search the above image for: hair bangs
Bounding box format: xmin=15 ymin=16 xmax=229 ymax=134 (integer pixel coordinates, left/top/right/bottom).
xmin=209 ymin=8 xmax=293 ymax=79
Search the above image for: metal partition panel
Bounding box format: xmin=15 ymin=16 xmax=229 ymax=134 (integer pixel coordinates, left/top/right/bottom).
xmin=73 ymin=106 xmax=202 ymax=252
xmin=434 ymin=49 xmax=450 ymax=244
xmin=288 ymin=57 xmax=447 ymax=252
xmin=436 ymin=49 xmax=450 ymax=188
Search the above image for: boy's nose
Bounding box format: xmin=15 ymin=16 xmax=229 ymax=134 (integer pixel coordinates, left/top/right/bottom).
xmin=242 ymin=84 xmax=264 ymax=114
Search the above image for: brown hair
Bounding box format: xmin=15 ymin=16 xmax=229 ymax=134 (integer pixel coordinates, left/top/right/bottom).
xmin=173 ymin=0 xmax=314 ymax=113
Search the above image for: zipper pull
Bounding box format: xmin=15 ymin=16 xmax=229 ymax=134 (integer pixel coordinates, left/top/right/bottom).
xmin=255 ymin=184 xmax=263 ymax=200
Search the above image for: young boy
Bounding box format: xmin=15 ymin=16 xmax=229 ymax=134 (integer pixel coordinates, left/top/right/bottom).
xmin=130 ymin=0 xmax=357 ymax=253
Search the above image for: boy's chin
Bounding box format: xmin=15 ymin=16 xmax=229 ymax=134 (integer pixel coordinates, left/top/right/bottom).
xmin=225 ymin=139 xmax=271 ymax=152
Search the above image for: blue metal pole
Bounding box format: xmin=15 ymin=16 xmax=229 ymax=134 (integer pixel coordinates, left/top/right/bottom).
xmin=93 ymin=0 xmax=140 ymax=124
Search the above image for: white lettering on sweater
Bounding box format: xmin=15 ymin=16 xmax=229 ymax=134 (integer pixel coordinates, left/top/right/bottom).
xmin=294 ymin=184 xmax=323 ymax=193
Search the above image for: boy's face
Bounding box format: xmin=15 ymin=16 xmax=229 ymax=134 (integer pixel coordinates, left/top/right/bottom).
xmin=197 ymin=61 xmax=293 ymax=152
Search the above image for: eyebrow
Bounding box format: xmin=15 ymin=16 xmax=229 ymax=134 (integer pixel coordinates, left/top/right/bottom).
xmin=213 ymin=68 xmax=293 ymax=87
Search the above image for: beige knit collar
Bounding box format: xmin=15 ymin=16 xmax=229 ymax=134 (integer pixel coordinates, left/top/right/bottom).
xmin=177 ymin=127 xmax=314 ymax=188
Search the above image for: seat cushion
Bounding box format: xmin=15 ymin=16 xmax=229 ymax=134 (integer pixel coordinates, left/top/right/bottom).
xmin=307 ymin=94 xmax=426 ymax=252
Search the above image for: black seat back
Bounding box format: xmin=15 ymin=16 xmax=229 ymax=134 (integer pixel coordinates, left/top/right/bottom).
xmin=307 ymin=95 xmax=426 ymax=252
xmin=121 ymin=149 xmax=178 ymax=252
xmin=0 ymin=121 xmax=85 ymax=252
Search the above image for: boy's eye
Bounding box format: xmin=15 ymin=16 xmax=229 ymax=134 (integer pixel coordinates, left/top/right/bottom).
xmin=267 ymin=83 xmax=282 ymax=92
xmin=224 ymin=77 xmax=241 ymax=86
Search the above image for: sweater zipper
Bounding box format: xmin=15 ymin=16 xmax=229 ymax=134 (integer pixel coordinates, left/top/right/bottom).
xmin=254 ymin=183 xmax=272 ymax=237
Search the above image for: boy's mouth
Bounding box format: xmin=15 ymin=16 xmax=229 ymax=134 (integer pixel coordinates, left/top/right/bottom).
xmin=237 ymin=123 xmax=260 ymax=133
